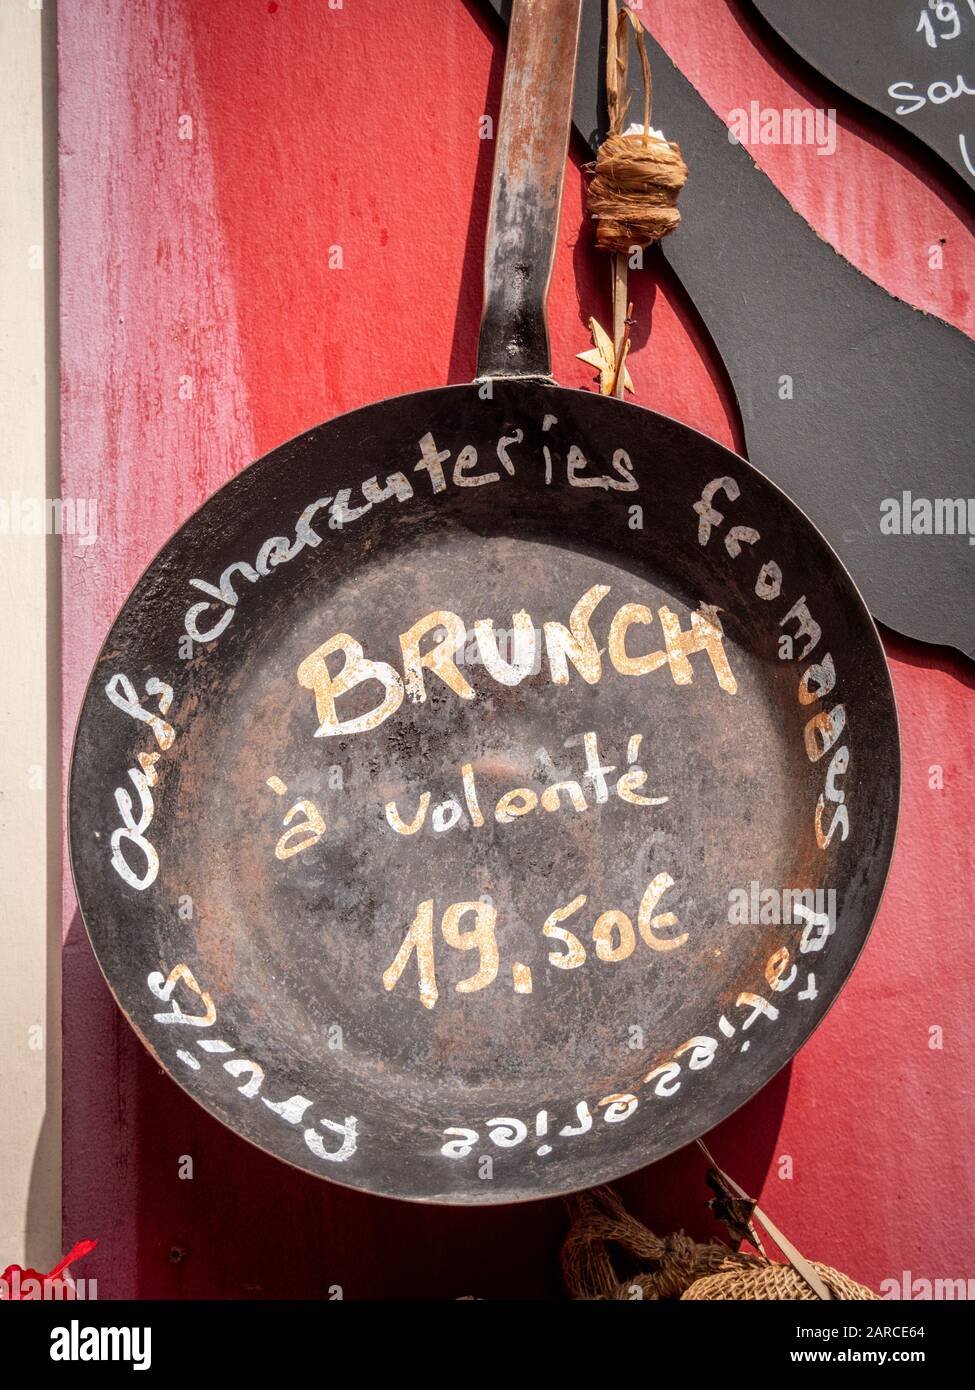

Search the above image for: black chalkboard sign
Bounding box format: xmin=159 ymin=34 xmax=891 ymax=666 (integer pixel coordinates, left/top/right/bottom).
xmin=480 ymin=0 xmax=975 ymax=661
xmin=753 ymin=0 xmax=975 ymax=193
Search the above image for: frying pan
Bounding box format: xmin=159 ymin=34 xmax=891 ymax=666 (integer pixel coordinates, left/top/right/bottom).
xmin=69 ymin=0 xmax=899 ymax=1204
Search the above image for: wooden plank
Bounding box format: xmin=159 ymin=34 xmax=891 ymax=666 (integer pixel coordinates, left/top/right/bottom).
xmin=0 ymin=0 xmax=61 ymax=1274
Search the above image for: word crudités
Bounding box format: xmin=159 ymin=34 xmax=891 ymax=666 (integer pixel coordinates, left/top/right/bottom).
xmin=146 ymin=962 xmax=357 ymax=1164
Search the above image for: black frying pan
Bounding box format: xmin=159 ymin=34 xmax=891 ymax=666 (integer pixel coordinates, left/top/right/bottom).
xmin=69 ymin=0 xmax=898 ymax=1204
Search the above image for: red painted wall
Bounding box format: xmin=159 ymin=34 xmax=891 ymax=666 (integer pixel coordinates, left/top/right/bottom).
xmin=60 ymin=0 xmax=975 ymax=1298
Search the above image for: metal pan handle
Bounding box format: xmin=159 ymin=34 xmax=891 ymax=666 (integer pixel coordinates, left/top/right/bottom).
xmin=476 ymin=0 xmax=583 ymax=381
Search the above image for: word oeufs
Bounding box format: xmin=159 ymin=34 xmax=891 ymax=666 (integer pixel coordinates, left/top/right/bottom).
xmin=105 ymin=674 xmax=176 ymax=891
xmin=384 ymin=730 xmax=666 ymax=838
xmin=298 ymin=585 xmax=737 ymax=739
xmin=382 ymin=876 xmax=685 ymax=1011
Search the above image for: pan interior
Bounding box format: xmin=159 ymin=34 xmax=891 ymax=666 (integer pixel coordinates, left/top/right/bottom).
xmin=71 ymin=384 xmax=897 ymax=1200
xmin=168 ymin=530 xmax=814 ymax=1118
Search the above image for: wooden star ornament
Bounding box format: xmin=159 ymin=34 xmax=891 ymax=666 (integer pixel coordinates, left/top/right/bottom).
xmin=577 ymin=315 xmax=635 ymax=396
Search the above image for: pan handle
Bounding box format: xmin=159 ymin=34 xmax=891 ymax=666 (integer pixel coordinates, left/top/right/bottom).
xmin=476 ymin=0 xmax=583 ymax=381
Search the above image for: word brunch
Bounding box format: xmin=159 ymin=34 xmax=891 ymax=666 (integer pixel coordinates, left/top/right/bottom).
xmin=297 ymin=584 xmax=738 ymax=738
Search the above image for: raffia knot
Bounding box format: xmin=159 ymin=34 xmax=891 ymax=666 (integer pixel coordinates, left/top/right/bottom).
xmin=561 ymin=1185 xmax=880 ymax=1301
xmin=562 ymin=1187 xmax=717 ymax=1300
xmin=586 ymin=129 xmax=688 ymax=255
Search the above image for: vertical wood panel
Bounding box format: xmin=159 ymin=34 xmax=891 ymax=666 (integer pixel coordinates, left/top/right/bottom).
xmin=0 ymin=0 xmax=60 ymax=1274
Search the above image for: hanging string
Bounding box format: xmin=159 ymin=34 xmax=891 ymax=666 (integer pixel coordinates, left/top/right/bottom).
xmin=578 ymin=4 xmax=688 ymax=398
xmin=587 ymin=131 xmax=688 ymax=253
xmin=561 ymin=1185 xmax=880 ymax=1302
xmin=586 ymin=4 xmax=688 ymax=254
